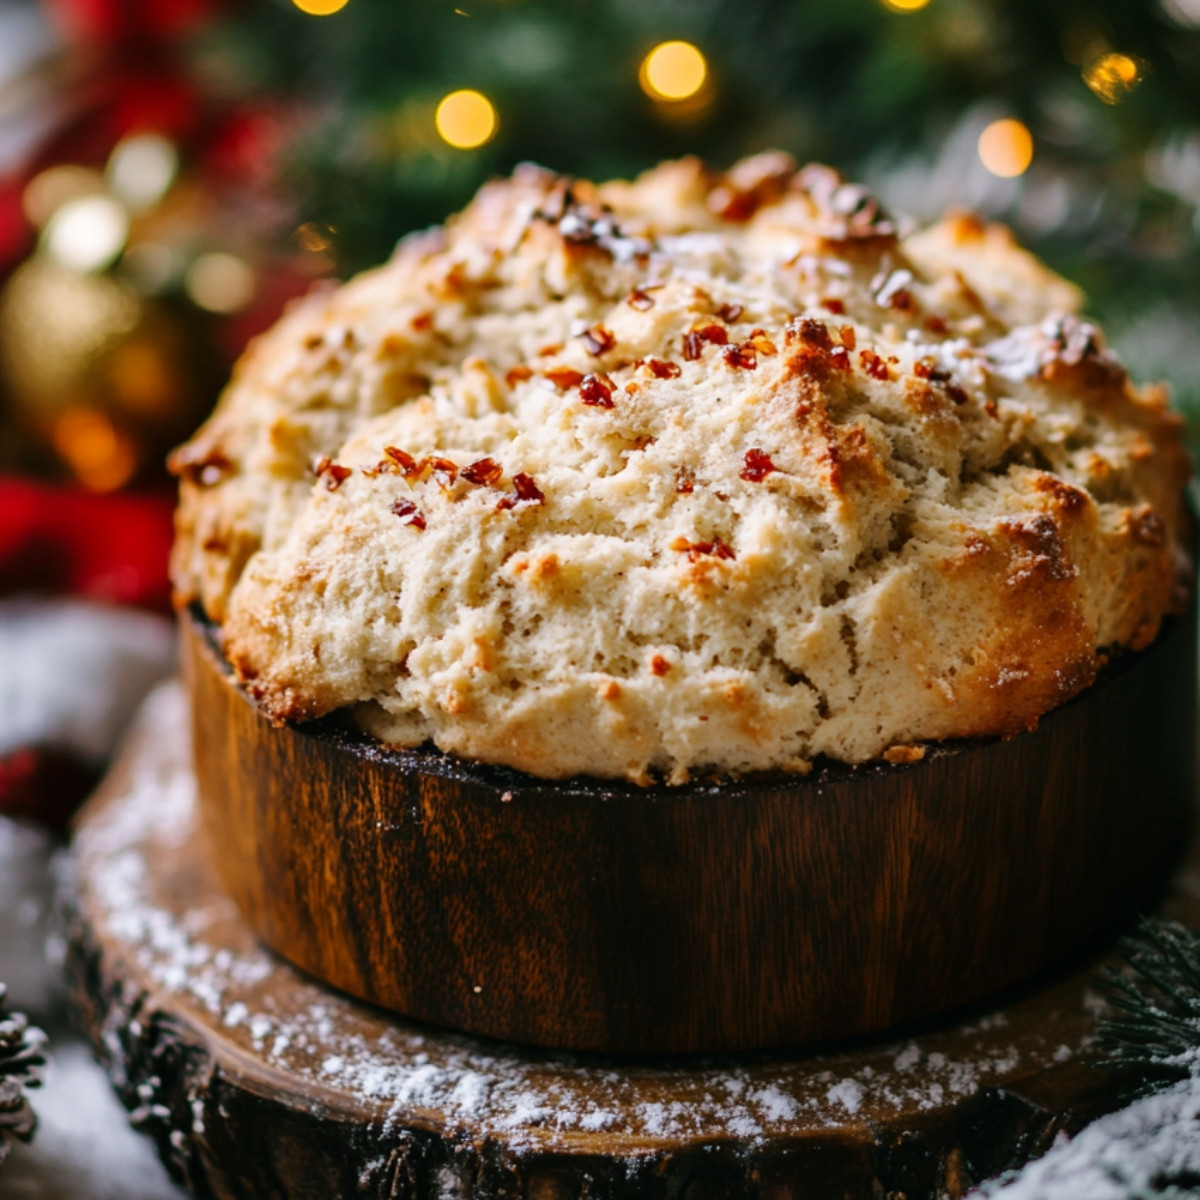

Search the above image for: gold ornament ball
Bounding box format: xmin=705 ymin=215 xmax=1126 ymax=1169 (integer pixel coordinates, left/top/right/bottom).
xmin=0 ymin=257 xmax=217 ymax=490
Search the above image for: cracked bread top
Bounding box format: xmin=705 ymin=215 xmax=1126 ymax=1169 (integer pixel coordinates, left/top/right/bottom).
xmin=170 ymin=152 xmax=1191 ymax=785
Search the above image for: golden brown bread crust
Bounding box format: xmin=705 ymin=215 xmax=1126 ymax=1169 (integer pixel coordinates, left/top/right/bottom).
xmin=170 ymin=153 xmax=1192 ymax=784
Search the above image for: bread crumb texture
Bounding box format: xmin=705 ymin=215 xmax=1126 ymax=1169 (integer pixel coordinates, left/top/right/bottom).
xmin=171 ymin=153 xmax=1192 ymax=785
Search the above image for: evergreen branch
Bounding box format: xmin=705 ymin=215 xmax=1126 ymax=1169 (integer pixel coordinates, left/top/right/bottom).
xmin=1097 ymin=918 xmax=1200 ymax=1090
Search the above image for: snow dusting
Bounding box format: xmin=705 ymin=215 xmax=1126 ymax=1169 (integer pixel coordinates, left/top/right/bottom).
xmin=976 ymin=1075 xmax=1200 ymax=1199
xmin=0 ymin=600 xmax=174 ymax=762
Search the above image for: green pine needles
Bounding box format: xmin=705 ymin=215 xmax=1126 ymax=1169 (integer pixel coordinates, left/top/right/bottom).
xmin=976 ymin=920 xmax=1200 ymax=1198
xmin=1097 ymin=918 xmax=1200 ymax=1093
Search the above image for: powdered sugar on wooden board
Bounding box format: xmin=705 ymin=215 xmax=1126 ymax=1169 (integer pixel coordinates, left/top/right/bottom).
xmin=73 ymin=683 xmax=1100 ymax=1155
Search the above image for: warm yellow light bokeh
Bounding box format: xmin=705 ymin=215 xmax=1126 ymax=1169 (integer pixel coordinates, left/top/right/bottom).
xmin=1084 ymin=52 xmax=1142 ymax=104
xmin=435 ymin=90 xmax=498 ymax=149
xmin=296 ymin=221 xmax=336 ymax=253
xmin=185 ymin=253 xmax=256 ymax=314
xmin=978 ymin=118 xmax=1034 ymax=178
xmin=42 ymin=195 xmax=129 ymax=274
xmin=880 ymin=0 xmax=932 ymax=11
xmin=107 ymin=134 xmax=178 ymax=212
xmin=22 ymin=165 xmax=105 ymax=228
xmin=291 ymin=0 xmax=349 ymax=14
xmin=52 ymin=409 xmax=137 ymax=492
xmin=639 ymin=41 xmax=708 ymax=101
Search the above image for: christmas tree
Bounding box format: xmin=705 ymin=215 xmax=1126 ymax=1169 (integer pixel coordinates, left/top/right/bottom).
xmin=212 ymin=0 xmax=1200 ymax=416
xmin=2 ymin=0 xmax=1198 ymax=487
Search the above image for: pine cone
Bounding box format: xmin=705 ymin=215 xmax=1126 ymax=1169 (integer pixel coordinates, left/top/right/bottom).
xmin=0 ymin=984 xmax=45 ymax=1168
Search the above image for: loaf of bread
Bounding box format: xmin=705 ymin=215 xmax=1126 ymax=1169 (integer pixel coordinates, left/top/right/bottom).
xmin=171 ymin=153 xmax=1191 ymax=784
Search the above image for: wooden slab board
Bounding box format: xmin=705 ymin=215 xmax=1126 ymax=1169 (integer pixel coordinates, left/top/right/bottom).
xmin=64 ymin=681 xmax=1199 ymax=1200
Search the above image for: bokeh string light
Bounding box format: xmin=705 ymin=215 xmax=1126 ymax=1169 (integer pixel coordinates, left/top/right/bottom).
xmin=21 ymin=166 xmax=105 ymax=228
xmin=639 ymin=41 xmax=708 ymax=102
xmin=879 ymin=0 xmax=932 ymax=12
xmin=50 ymin=409 xmax=137 ymax=492
xmin=296 ymin=222 xmax=336 ymax=254
xmin=106 ymin=135 xmax=178 ymax=213
xmin=978 ymin=118 xmax=1034 ymax=178
xmin=435 ymin=89 xmax=498 ymax=149
xmin=291 ymin=0 xmax=350 ymax=15
xmin=184 ymin=253 xmax=256 ymax=314
xmin=42 ymin=195 xmax=128 ymax=274
xmin=1084 ymin=53 xmax=1143 ymax=105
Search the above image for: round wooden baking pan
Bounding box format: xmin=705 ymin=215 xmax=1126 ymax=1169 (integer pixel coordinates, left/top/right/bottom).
xmin=183 ymin=607 xmax=1197 ymax=1055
